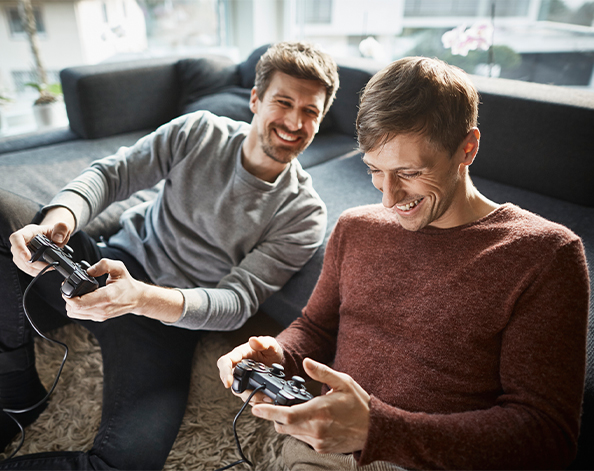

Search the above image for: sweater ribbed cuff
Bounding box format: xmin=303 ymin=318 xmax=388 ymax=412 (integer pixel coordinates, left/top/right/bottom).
xmin=163 ymin=288 xmax=208 ymax=330
xmin=43 ymin=191 xmax=91 ymax=231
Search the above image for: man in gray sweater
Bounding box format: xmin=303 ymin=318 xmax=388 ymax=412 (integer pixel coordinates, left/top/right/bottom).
xmin=0 ymin=41 xmax=339 ymax=469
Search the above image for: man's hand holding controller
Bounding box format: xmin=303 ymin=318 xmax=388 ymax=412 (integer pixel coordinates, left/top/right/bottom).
xmin=218 ymin=336 xmax=286 ymax=404
xmin=10 ymin=206 xmax=76 ymax=278
xmin=10 ymin=207 xmax=186 ymax=323
xmin=217 ymin=337 xmax=372 ymax=455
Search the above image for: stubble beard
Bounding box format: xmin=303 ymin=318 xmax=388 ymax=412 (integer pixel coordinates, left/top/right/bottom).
xmin=259 ymin=126 xmax=309 ymax=165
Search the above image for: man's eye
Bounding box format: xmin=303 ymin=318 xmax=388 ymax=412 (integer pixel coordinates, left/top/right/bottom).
xmin=400 ymin=172 xmax=421 ymax=179
xmin=366 ymin=168 xmax=380 ymax=175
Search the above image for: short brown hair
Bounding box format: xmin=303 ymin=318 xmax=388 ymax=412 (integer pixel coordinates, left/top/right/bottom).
xmin=254 ymin=41 xmax=339 ymax=117
xmin=357 ymin=57 xmax=479 ymax=156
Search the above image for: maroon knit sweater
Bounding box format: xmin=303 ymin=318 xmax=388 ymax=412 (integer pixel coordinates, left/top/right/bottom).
xmin=276 ymin=203 xmax=590 ymax=470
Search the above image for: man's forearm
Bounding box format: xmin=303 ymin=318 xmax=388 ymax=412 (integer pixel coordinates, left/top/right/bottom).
xmin=135 ymin=283 xmax=187 ymax=324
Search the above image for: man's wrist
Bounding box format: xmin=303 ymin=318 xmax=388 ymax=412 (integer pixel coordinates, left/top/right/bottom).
xmin=136 ymin=283 xmax=185 ymax=323
xmin=41 ymin=206 xmax=77 ymax=232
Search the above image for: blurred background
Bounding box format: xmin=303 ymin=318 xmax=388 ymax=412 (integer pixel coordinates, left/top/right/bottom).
xmin=1 ymin=0 xmax=593 ymax=137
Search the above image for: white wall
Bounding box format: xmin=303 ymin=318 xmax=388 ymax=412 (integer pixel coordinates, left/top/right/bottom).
xmin=252 ymin=0 xmax=283 ymax=50
xmin=42 ymin=2 xmax=84 ymax=66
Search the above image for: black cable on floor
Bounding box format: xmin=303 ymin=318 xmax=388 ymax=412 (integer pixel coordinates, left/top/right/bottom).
xmin=214 ymin=384 xmax=267 ymax=470
xmin=1 ymin=262 xmax=68 ymax=462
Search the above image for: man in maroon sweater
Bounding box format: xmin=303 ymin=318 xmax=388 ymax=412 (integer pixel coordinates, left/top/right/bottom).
xmin=218 ymin=57 xmax=590 ymax=470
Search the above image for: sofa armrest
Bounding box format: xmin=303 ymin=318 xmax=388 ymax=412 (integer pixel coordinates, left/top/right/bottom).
xmin=60 ymin=58 xmax=181 ymax=139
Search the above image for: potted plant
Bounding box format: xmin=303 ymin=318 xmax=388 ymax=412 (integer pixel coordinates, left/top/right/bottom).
xmin=26 ymin=81 xmax=63 ymax=129
xmin=18 ymin=0 xmax=64 ymax=129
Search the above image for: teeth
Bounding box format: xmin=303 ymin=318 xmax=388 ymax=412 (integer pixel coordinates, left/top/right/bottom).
xmin=396 ymin=199 xmax=421 ymax=211
xmin=277 ymin=130 xmax=298 ymax=142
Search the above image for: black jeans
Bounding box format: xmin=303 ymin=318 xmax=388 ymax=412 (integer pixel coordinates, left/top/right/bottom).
xmin=0 ymin=189 xmax=201 ymax=470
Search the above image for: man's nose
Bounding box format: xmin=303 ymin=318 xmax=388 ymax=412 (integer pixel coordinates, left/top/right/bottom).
xmin=381 ymin=174 xmax=403 ymax=208
xmin=284 ymin=108 xmax=303 ymax=131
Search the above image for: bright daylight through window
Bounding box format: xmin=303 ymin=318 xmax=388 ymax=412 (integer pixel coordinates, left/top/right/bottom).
xmin=1 ymin=0 xmax=593 ymax=137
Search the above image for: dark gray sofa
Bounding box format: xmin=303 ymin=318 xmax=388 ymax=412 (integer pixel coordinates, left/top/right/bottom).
xmin=0 ymin=45 xmax=592 ymax=469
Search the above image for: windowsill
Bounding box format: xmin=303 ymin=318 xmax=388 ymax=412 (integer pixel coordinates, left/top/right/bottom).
xmin=0 ymin=98 xmax=68 ymax=139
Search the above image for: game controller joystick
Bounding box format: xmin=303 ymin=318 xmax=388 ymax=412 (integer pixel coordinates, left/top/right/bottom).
xmin=28 ymin=234 xmax=99 ymax=298
xmin=232 ymin=359 xmax=314 ymax=406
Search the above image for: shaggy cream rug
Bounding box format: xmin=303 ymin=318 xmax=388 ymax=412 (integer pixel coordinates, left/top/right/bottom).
xmin=1 ymin=321 xmax=288 ymax=470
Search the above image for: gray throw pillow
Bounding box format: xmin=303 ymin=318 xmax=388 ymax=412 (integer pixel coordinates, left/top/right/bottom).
xmin=183 ymin=87 xmax=253 ymax=123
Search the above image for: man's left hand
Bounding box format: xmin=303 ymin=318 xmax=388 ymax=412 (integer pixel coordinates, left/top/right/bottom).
xmin=251 ymin=358 xmax=371 ymax=454
xmin=63 ymin=258 xmax=144 ymax=321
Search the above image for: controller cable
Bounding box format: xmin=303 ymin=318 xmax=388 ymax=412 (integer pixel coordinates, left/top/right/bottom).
xmin=1 ymin=262 xmax=68 ymax=462
xmin=4 ymin=263 xmax=265 ymax=469
xmin=214 ymin=384 xmax=266 ymax=471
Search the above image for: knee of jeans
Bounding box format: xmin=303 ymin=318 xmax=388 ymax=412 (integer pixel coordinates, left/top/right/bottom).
xmin=0 ymin=190 xmax=42 ymax=244
xmin=89 ymin=443 xmax=170 ymax=471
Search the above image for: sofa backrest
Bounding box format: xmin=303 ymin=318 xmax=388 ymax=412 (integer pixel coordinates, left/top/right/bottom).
xmin=61 ymin=57 xmax=182 ymax=139
xmin=471 ymin=75 xmax=594 ymax=207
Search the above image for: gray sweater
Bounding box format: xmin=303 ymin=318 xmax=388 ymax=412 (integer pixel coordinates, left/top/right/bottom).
xmin=47 ymin=111 xmax=327 ymax=330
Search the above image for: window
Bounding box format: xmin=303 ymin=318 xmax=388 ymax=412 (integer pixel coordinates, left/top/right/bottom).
xmin=290 ymin=0 xmax=594 ymax=92
xmin=496 ymin=0 xmax=531 ymax=16
xmin=403 ymin=0 xmax=531 ymax=17
xmin=303 ymin=0 xmax=332 ymax=24
xmin=11 ymin=70 xmax=60 ymax=92
xmin=404 ymin=0 xmax=479 ymax=17
xmin=7 ymin=6 xmax=45 ymax=36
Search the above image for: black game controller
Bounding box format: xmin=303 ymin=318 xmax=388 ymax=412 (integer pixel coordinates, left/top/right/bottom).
xmin=232 ymin=359 xmax=314 ymax=406
xmin=28 ymin=234 xmax=99 ymax=298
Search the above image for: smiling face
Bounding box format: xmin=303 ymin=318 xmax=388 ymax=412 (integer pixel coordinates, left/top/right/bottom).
xmin=249 ymin=71 xmax=327 ymax=165
xmin=363 ymin=132 xmax=479 ymax=231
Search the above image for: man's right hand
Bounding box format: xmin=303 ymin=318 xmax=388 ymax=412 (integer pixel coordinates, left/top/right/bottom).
xmin=10 ymin=206 xmax=76 ymax=277
xmin=217 ymin=336 xmax=284 ymax=403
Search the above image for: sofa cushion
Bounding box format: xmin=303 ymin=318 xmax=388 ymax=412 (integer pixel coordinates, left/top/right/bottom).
xmin=326 ymin=64 xmax=375 ymax=137
xmin=61 ymin=58 xmax=181 ymax=139
xmin=471 ymin=75 xmax=594 ymax=207
xmin=261 ymin=151 xmax=382 ymax=327
xmin=175 ymin=57 xmax=240 ymax=114
xmin=238 ymin=44 xmax=270 ymax=89
xmin=0 ymin=130 xmax=157 ymax=242
xmin=0 ymin=131 xmax=148 ymax=205
xmin=298 ymin=132 xmax=357 ymax=169
xmin=182 ymin=86 xmax=253 ymax=123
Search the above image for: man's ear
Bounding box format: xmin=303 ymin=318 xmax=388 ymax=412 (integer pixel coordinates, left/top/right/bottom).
xmin=249 ymin=87 xmax=259 ymax=114
xmin=460 ymin=128 xmax=480 ymax=166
